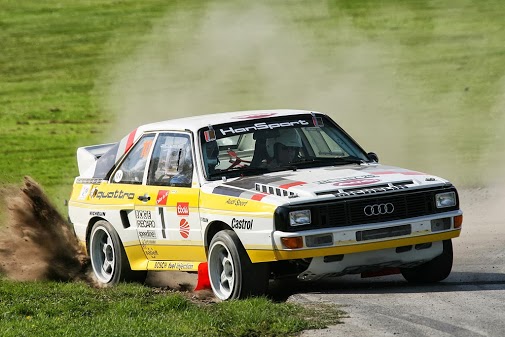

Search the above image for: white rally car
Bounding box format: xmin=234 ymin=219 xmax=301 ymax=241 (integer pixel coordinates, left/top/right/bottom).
xmin=68 ymin=110 xmax=463 ymax=300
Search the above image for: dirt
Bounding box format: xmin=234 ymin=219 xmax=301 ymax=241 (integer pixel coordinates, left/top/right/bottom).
xmin=0 ymin=177 xmax=90 ymax=282
xmin=0 ymin=177 xmax=215 ymax=301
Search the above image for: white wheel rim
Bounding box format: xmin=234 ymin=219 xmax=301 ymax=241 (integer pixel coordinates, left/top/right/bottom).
xmin=209 ymin=240 xmax=235 ymax=300
xmin=90 ymin=225 xmax=115 ymax=283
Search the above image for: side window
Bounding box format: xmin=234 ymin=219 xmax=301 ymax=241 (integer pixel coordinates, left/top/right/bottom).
xmin=147 ymin=133 xmax=193 ymax=187
xmin=113 ymin=134 xmax=155 ymax=184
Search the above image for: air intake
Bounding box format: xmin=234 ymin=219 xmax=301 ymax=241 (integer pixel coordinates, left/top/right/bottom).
xmin=255 ymin=183 xmax=297 ymax=197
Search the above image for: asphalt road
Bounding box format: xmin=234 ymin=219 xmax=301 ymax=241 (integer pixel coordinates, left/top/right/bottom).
xmin=292 ymin=188 xmax=505 ymax=337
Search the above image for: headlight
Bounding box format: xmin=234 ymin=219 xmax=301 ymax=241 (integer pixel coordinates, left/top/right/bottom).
xmin=435 ymin=192 xmax=456 ymax=208
xmin=289 ymin=210 xmax=311 ymax=226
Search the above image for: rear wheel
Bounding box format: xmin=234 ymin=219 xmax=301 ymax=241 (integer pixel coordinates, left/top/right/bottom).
xmin=208 ymin=230 xmax=269 ymax=300
xmin=89 ymin=220 xmax=146 ymax=285
xmin=401 ymin=239 xmax=453 ymax=283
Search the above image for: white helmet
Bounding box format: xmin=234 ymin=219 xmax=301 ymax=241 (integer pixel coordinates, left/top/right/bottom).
xmin=266 ymin=129 xmax=302 ymax=157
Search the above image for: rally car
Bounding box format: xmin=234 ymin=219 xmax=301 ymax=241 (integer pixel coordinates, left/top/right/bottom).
xmin=68 ymin=109 xmax=463 ymax=300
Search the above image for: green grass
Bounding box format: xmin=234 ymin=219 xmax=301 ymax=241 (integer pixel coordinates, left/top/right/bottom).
xmin=0 ymin=280 xmax=343 ymax=337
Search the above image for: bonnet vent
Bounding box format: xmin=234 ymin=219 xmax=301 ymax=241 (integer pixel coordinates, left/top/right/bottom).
xmin=255 ymin=183 xmax=297 ymax=197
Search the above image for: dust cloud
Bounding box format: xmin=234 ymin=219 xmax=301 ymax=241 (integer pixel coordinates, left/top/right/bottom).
xmin=0 ymin=177 xmax=211 ymax=297
xmin=0 ymin=177 xmax=90 ymax=282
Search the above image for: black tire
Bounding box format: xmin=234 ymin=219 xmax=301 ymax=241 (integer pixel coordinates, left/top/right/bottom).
xmin=89 ymin=220 xmax=147 ymax=285
xmin=401 ymin=239 xmax=453 ymax=283
xmin=208 ymin=230 xmax=269 ymax=300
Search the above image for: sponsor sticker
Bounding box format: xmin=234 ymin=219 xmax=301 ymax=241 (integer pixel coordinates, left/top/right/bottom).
xmin=333 ymin=178 xmax=381 ymax=187
xmin=156 ymin=190 xmax=169 ymax=205
xmin=153 ymin=261 xmax=196 ymax=270
xmin=179 ymin=219 xmax=190 ymax=238
xmin=93 ymin=189 xmax=135 ymax=200
xmin=219 ymin=120 xmax=309 ymax=136
xmin=78 ymin=185 xmax=91 ymax=200
xmin=177 ymin=202 xmax=189 ymax=216
xmin=225 ymin=198 xmax=248 ymax=207
xmin=113 ymin=170 xmax=123 ymax=183
xmin=316 ymin=175 xmax=380 ymax=186
xmin=231 ymin=218 xmax=253 ymax=230
xmin=138 ymin=230 xmax=157 ymax=239
xmin=90 ymin=211 xmax=106 ymax=217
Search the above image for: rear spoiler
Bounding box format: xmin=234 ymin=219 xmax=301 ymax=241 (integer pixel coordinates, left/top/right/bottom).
xmin=76 ymin=143 xmax=116 ymax=176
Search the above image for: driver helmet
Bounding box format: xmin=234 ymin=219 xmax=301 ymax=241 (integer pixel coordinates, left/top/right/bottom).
xmin=265 ymin=128 xmax=302 ymax=158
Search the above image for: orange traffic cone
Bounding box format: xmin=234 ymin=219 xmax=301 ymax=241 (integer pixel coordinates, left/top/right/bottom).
xmin=194 ymin=262 xmax=211 ymax=291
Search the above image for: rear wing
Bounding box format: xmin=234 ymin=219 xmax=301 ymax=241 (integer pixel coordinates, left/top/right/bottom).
xmin=76 ymin=143 xmax=116 ymax=177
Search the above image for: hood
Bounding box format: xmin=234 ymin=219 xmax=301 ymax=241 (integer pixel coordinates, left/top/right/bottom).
xmin=204 ymin=164 xmax=451 ymax=205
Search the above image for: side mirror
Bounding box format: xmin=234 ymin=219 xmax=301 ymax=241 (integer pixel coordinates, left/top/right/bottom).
xmin=367 ymin=152 xmax=379 ymax=163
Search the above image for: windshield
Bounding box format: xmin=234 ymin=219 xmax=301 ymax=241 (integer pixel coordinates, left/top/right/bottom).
xmin=199 ymin=114 xmax=370 ymax=180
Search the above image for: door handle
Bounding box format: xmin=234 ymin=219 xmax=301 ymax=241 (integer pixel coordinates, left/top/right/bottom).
xmin=138 ymin=194 xmax=151 ymax=202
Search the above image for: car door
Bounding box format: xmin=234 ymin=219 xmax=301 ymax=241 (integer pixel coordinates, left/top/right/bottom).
xmin=133 ymin=132 xmax=205 ymax=263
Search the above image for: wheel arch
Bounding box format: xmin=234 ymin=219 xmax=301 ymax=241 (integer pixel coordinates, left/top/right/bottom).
xmin=86 ymin=216 xmax=107 ymax=252
xmin=204 ymin=220 xmax=232 ymax=253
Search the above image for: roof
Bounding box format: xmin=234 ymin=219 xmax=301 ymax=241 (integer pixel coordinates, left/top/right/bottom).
xmin=138 ymin=109 xmax=319 ymax=134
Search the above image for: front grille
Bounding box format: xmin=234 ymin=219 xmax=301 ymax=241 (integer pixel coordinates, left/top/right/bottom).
xmin=275 ymin=186 xmax=458 ymax=232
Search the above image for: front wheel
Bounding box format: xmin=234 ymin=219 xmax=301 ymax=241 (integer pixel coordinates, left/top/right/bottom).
xmin=401 ymin=239 xmax=453 ymax=283
xmin=89 ymin=220 xmax=146 ymax=285
xmin=208 ymin=230 xmax=269 ymax=300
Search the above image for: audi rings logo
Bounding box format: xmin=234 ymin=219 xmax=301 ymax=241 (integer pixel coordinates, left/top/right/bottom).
xmin=364 ymin=203 xmax=395 ymax=216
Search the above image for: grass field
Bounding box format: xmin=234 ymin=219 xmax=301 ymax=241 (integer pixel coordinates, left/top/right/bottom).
xmin=1 ymin=0 xmax=504 ymax=335
xmin=0 ymin=280 xmax=343 ymax=337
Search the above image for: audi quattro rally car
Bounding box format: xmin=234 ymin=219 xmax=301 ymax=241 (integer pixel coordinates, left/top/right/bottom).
xmin=68 ymin=109 xmax=463 ymax=300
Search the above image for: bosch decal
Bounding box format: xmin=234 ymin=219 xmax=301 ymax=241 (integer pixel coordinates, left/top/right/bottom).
xmin=177 ymin=202 xmax=189 ymax=216
xmin=220 ymin=120 xmax=309 ymax=136
xmin=156 ymin=190 xmax=169 ymax=205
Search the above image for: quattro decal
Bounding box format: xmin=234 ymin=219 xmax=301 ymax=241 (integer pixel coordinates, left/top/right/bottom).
xmin=90 ymin=188 xmax=135 ymax=200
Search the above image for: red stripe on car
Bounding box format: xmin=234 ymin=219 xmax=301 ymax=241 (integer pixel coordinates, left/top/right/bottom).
xmin=251 ymin=193 xmax=268 ymax=201
xmin=124 ymin=128 xmax=137 ymax=153
xmin=279 ymin=181 xmax=306 ymax=189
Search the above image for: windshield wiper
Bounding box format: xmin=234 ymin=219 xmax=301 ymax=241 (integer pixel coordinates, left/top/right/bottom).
xmin=287 ymin=156 xmax=366 ymax=168
xmin=208 ymin=166 xmax=270 ymax=179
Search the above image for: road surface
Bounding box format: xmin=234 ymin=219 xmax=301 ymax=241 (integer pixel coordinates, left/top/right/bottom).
xmin=294 ymin=188 xmax=505 ymax=336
